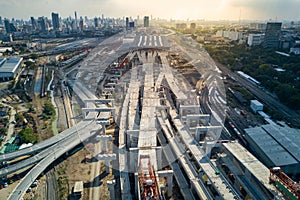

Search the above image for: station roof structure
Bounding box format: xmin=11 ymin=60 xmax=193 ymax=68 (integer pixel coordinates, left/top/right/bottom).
xmin=0 ymin=57 xmax=23 ymax=74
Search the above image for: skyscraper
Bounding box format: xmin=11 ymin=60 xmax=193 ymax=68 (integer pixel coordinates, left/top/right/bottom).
xmin=52 ymin=12 xmax=60 ymax=30
xmin=0 ymin=16 xmax=2 ymax=25
xmin=79 ymin=17 xmax=84 ymax=31
xmin=31 ymin=17 xmax=37 ymax=30
xmin=4 ymin=19 xmax=16 ymax=33
xmin=4 ymin=19 xmax=11 ymax=33
xmin=38 ymin=17 xmax=47 ymax=32
xmin=144 ymin=16 xmax=149 ymax=27
xmin=94 ymin=17 xmax=99 ymax=28
xmin=126 ymin=17 xmax=129 ymax=30
xmin=263 ymin=22 xmax=282 ymax=48
xmin=74 ymin=11 xmax=78 ymax=31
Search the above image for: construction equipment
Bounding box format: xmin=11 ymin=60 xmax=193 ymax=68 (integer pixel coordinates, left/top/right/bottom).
xmin=138 ymin=155 xmax=161 ymax=200
xmin=269 ymin=167 xmax=300 ymax=200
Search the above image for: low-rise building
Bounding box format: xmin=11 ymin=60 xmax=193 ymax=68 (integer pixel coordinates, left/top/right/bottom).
xmin=247 ymin=34 xmax=264 ymax=46
xmin=244 ymin=123 xmax=300 ymax=176
xmin=250 ymin=100 xmax=263 ymax=113
xmin=0 ymin=57 xmax=23 ymax=81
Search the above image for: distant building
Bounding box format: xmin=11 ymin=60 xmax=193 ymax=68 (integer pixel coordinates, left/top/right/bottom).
xmin=0 ymin=57 xmax=23 ymax=81
xmin=290 ymin=41 xmax=300 ymax=55
xmin=94 ymin=17 xmax=99 ymax=28
xmin=0 ymin=16 xmax=2 ymax=25
xmin=126 ymin=17 xmax=129 ymax=30
xmin=74 ymin=11 xmax=78 ymax=31
xmin=4 ymin=19 xmax=11 ymax=33
xmin=263 ymin=22 xmax=282 ymax=48
xmin=176 ymin=23 xmax=187 ymax=29
xmin=144 ymin=16 xmax=149 ymax=27
xmin=51 ymin=12 xmax=60 ymax=30
xmin=249 ymin=23 xmax=266 ymax=30
xmin=216 ymin=30 xmax=242 ymax=41
xmin=129 ymin=22 xmax=135 ymax=28
xmin=248 ymin=34 xmax=264 ymax=46
xmin=30 ymin=17 xmax=37 ymax=31
xmin=79 ymin=18 xmax=84 ymax=31
xmin=250 ymin=100 xmax=263 ymax=113
xmin=290 ymin=45 xmax=300 ymax=55
xmin=38 ymin=17 xmax=47 ymax=32
xmin=190 ymin=23 xmax=196 ymax=29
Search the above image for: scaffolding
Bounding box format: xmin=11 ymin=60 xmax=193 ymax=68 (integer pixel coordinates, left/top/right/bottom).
xmin=138 ymin=155 xmax=161 ymax=200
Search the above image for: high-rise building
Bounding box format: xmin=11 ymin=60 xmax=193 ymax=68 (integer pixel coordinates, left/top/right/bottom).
xmin=30 ymin=17 xmax=37 ymax=30
xmin=263 ymin=22 xmax=282 ymax=48
xmin=38 ymin=17 xmax=47 ymax=32
xmin=94 ymin=17 xmax=99 ymax=28
xmin=144 ymin=16 xmax=149 ymax=27
xmin=52 ymin=12 xmax=60 ymax=30
xmin=79 ymin=18 xmax=84 ymax=31
xmin=0 ymin=16 xmax=2 ymax=25
xmin=74 ymin=11 xmax=78 ymax=31
xmin=126 ymin=17 xmax=129 ymax=30
xmin=4 ymin=19 xmax=11 ymax=33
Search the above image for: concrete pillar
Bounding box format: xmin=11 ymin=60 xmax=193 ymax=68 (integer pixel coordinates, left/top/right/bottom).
xmin=166 ymin=173 xmax=173 ymax=197
xmin=129 ymin=148 xmax=138 ymax=172
xmin=96 ymin=135 xmax=112 ymax=152
xmin=135 ymin=172 xmax=139 ymax=198
xmin=102 ymin=140 xmax=107 ymax=152
xmin=157 ymin=170 xmax=173 ymax=197
xmin=107 ymin=180 xmax=116 ymax=200
xmin=155 ymin=147 xmax=162 ymax=170
xmin=82 ymin=111 xmax=87 ymax=119
xmin=195 ymin=128 xmax=202 ymax=141
xmin=105 ymin=160 xmax=111 ymax=173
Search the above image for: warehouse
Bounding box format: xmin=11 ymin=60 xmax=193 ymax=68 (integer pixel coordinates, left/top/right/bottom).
xmin=244 ymin=123 xmax=300 ymax=176
xmin=0 ymin=57 xmax=23 ymax=81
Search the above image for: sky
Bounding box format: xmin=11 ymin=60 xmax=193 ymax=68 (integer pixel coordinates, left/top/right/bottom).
xmin=0 ymin=0 xmax=299 ymax=21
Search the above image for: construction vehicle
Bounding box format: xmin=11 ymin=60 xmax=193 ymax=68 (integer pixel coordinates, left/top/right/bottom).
xmin=138 ymin=155 xmax=161 ymax=200
xmin=269 ymin=167 xmax=300 ymax=200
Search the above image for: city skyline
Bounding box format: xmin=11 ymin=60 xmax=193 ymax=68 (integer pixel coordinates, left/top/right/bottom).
xmin=0 ymin=0 xmax=300 ymax=21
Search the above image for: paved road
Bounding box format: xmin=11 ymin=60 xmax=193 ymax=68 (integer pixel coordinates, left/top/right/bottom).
xmin=46 ymin=169 xmax=58 ymax=200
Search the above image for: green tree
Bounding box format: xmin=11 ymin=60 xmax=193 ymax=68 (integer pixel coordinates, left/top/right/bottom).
xmin=43 ymin=101 xmax=55 ymax=117
xmin=0 ymin=127 xmax=7 ymax=136
xmin=19 ymin=128 xmax=38 ymax=144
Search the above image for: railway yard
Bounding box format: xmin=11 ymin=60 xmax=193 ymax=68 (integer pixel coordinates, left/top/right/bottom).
xmin=0 ymin=28 xmax=299 ymax=200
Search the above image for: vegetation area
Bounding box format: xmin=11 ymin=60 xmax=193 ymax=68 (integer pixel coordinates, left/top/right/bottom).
xmin=205 ymin=44 xmax=300 ymax=110
xmin=19 ymin=127 xmax=38 ymax=144
xmin=42 ymin=101 xmax=56 ymax=119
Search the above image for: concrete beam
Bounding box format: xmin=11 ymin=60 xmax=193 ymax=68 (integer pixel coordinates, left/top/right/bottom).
xmin=96 ymin=120 xmax=111 ymax=134
xmin=179 ymin=105 xmax=200 ymax=119
xmin=186 ymin=114 xmax=210 ymax=128
xmin=82 ymin=107 xmax=115 ymax=119
xmin=84 ymin=99 xmax=114 ymax=107
xmin=195 ymin=126 xmax=222 ymax=142
xmin=96 ymin=135 xmax=112 ymax=152
xmin=96 ymin=154 xmax=116 ymax=173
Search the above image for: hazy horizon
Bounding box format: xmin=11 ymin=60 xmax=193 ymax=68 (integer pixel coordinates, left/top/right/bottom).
xmin=0 ymin=0 xmax=300 ymax=21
